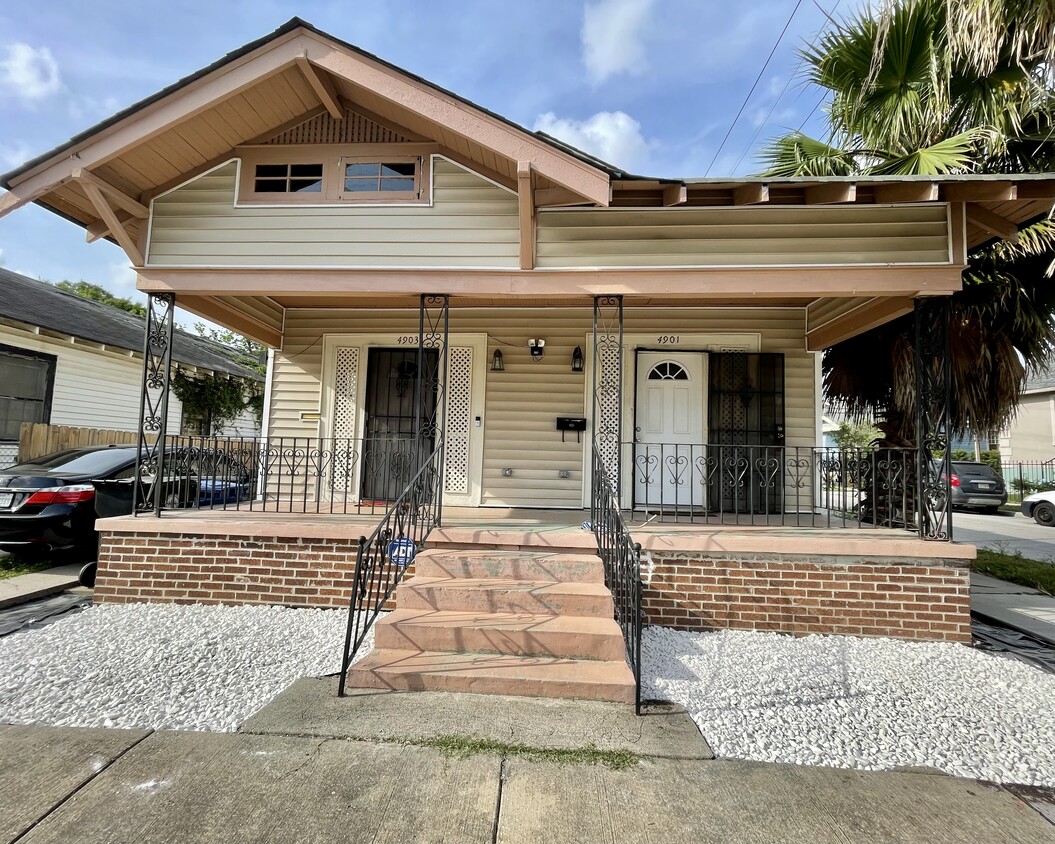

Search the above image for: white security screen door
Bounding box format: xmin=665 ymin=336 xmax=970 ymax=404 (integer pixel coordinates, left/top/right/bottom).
xmin=633 ymin=351 xmax=707 ymax=508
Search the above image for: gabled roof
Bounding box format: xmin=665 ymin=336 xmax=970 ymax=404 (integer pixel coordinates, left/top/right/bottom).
xmin=0 ymin=269 xmax=262 ymax=380
xmin=0 ymin=17 xmax=1051 ymax=253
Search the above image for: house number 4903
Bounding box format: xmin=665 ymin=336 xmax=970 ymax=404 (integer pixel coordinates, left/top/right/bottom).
xmin=657 ymin=335 xmax=680 ymax=344
xmin=396 ymin=335 xmax=417 ymax=345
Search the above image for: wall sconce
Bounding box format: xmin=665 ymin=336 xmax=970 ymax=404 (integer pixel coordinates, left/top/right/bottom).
xmin=571 ymin=346 xmax=584 ymax=373
xmin=528 ymin=339 xmax=546 ymax=361
xmin=490 ymin=349 xmax=505 ymax=372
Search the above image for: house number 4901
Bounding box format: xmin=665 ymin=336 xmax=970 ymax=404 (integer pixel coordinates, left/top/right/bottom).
xmin=657 ymin=335 xmax=680 ymax=344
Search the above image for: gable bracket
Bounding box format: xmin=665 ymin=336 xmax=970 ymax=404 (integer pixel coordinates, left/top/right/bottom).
xmin=965 ymin=203 xmax=1019 ymax=243
xmin=74 ymin=173 xmax=144 ymax=265
xmin=294 ymin=53 xmax=343 ymax=121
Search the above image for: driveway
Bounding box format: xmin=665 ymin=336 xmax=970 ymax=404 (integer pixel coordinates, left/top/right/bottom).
xmin=953 ymin=509 xmax=1055 ymax=561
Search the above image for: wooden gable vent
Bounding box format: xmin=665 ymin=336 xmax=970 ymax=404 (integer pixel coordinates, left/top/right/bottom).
xmin=264 ymin=107 xmax=413 ymax=145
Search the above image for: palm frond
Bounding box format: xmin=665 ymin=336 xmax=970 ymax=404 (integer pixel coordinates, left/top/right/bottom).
xmin=865 ymin=129 xmax=986 ymax=174
xmin=756 ymin=132 xmax=862 ymax=176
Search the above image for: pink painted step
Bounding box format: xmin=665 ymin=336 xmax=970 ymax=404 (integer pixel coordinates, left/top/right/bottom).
xmin=413 ymin=549 xmax=605 ymax=583
xmin=346 ymin=649 xmax=636 ymax=704
xmin=426 ymin=528 xmax=596 ymax=554
xmin=396 ymin=576 xmax=614 ymax=617
xmin=374 ymin=608 xmax=627 ymax=660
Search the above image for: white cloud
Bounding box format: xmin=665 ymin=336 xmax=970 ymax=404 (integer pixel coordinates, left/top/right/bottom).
xmin=0 ymin=43 xmax=62 ymax=102
xmin=581 ymin=0 xmax=655 ymax=83
xmin=534 ymin=111 xmax=651 ymax=172
xmin=106 ymin=261 xmax=139 ymax=298
xmin=0 ymin=143 xmax=31 ymax=169
xmin=0 ymin=247 xmax=5 ymax=266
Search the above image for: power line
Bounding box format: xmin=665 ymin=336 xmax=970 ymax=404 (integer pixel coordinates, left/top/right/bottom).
xmin=704 ymin=0 xmax=805 ymax=176
xmin=731 ymin=0 xmax=842 ymax=173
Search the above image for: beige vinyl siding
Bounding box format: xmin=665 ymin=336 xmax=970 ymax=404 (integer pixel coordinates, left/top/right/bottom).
xmin=537 ymin=204 xmax=951 ymax=268
xmin=271 ymin=307 xmax=815 ymax=508
xmin=147 ymin=158 xmax=520 ymax=268
xmin=1004 ymin=393 xmax=1055 ymax=461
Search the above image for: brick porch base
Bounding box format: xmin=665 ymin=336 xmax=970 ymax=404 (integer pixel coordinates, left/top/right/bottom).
xmin=641 ymin=552 xmax=972 ymax=643
xmin=94 ymin=523 xmax=973 ymax=644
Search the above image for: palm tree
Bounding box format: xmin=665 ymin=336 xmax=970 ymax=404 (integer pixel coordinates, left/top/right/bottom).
xmin=761 ymin=0 xmax=1055 ymax=438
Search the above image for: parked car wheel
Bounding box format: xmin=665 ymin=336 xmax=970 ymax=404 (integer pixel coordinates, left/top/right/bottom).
xmin=78 ymin=561 xmax=97 ymax=588
xmin=1033 ymin=502 xmax=1055 ymax=526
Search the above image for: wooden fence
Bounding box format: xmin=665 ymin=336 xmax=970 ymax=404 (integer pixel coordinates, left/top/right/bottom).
xmin=18 ymin=423 xmax=139 ymax=463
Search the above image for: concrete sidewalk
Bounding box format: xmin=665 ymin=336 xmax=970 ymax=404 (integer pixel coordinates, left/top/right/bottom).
xmin=4 ymin=680 xmax=1055 ymax=844
xmin=0 ymin=564 xmax=81 ymax=609
xmin=973 ymin=571 xmax=1055 ymax=646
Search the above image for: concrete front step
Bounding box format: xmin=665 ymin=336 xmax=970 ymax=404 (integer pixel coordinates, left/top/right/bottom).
xmin=346 ymin=648 xmax=636 ymax=703
xmin=396 ymin=576 xmax=614 ymax=616
xmin=413 ymin=549 xmax=606 ymax=584
xmin=426 ymin=528 xmax=597 ymax=554
xmin=374 ymin=608 xmax=627 ymax=660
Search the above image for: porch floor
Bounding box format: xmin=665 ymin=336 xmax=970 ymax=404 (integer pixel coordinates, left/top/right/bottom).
xmin=97 ymin=507 xmax=973 ymax=560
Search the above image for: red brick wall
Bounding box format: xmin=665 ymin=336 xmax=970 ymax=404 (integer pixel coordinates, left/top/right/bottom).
xmin=641 ymin=553 xmax=972 ymax=643
xmin=96 ymin=531 xmax=972 ymax=644
xmin=95 ymin=532 xmax=368 ymax=608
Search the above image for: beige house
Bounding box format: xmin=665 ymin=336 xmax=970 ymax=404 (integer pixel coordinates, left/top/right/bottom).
xmin=2 ymin=19 xmax=1053 ymax=703
xmin=1000 ymin=368 xmax=1055 ymax=464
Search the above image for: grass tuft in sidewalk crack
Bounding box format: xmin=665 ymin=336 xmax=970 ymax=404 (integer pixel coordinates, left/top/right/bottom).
xmin=379 ymin=734 xmax=640 ymax=769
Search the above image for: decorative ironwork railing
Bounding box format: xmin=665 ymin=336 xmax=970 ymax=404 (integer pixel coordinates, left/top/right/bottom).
xmin=337 ymin=443 xmax=444 ymax=695
xmin=158 ymin=435 xmax=438 ymax=516
xmin=590 ymin=440 xmax=643 ymax=714
xmin=624 ymin=443 xmax=919 ymax=530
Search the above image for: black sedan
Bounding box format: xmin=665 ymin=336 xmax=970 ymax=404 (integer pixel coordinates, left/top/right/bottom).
xmin=0 ymin=445 xmax=253 ymax=557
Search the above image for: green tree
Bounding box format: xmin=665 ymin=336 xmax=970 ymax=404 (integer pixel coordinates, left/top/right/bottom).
xmin=761 ymin=0 xmax=1055 ymax=438
xmin=55 ymin=280 xmax=146 ymax=317
xmin=831 ymin=420 xmax=882 ymax=450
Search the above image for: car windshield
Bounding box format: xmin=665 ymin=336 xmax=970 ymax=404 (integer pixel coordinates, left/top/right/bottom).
xmin=8 ymin=448 xmax=137 ymax=476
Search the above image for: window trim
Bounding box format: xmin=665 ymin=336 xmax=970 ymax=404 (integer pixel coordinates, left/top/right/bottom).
xmin=236 ymin=143 xmax=433 ymax=206
xmin=0 ymin=343 xmax=57 ymax=440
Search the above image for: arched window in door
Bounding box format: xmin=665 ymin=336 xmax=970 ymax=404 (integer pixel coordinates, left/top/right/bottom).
xmin=647 ymin=361 xmax=689 ymax=381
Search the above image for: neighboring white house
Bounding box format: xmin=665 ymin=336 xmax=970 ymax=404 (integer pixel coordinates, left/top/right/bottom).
xmin=0 ymin=268 xmax=263 ymax=465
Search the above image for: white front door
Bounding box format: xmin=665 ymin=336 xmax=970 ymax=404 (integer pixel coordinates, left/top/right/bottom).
xmin=633 ymin=351 xmax=707 ymax=508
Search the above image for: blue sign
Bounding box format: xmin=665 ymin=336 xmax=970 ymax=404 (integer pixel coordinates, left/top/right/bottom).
xmin=388 ymin=537 xmax=417 ymax=567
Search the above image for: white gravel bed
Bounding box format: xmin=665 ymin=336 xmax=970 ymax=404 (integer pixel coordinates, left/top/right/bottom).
xmin=644 ymin=626 xmax=1055 ymax=786
xmin=0 ymin=603 xmax=375 ymax=732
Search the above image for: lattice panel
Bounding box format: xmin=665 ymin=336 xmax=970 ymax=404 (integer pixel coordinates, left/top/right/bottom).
xmin=596 ymin=334 xmax=622 ymax=479
xmin=443 ymin=346 xmax=473 ymax=495
xmin=331 ymin=347 xmax=360 ymax=491
xmin=264 ymin=107 xmax=412 ymax=145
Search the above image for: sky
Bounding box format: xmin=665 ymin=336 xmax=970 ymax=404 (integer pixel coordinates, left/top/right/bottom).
xmin=0 ymin=0 xmax=859 ymax=323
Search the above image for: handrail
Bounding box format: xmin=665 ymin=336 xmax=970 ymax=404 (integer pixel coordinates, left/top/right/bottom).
xmin=337 ymin=442 xmax=444 ymax=695
xmin=590 ymin=440 xmax=643 ymax=714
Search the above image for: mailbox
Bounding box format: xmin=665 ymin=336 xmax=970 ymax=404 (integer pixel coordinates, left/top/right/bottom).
xmin=556 ymin=417 xmax=587 ymax=443
xmin=556 ymin=417 xmax=587 ymax=431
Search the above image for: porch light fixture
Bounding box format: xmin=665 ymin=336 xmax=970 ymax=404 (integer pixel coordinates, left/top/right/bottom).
xmin=528 ymin=338 xmax=545 ymax=361
xmin=490 ymin=349 xmax=505 ymax=372
xmin=571 ymin=346 xmax=584 ymax=373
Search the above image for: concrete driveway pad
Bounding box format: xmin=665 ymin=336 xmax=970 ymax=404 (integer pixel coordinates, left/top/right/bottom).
xmin=17 ymin=730 xmax=501 ymax=844
xmin=496 ymin=757 xmax=1055 ymax=844
xmin=0 ymin=724 xmax=149 ymax=844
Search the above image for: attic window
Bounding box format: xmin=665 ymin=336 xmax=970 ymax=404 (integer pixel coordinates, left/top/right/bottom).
xmin=253 ymin=163 xmax=323 ymax=194
xmin=340 ymin=158 xmax=419 ymax=200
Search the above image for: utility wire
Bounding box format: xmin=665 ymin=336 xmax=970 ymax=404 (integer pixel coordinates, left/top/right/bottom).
xmin=732 ymin=0 xmax=842 ymax=173
xmin=704 ymin=0 xmax=805 ymax=176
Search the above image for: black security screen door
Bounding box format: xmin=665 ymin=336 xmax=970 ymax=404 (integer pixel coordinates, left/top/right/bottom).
xmin=708 ymin=353 xmax=785 ymax=514
xmin=360 ymin=348 xmax=438 ymax=501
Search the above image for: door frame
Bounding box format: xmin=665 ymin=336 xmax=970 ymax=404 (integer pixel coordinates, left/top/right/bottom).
xmin=321 ymin=332 xmax=488 ymax=506
xmin=580 ymin=332 xmax=762 ymax=509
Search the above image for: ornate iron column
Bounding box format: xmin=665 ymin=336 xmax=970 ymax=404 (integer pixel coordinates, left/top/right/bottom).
xmin=133 ymin=293 xmax=176 ymax=516
xmin=914 ymin=297 xmax=953 ymax=540
xmin=417 ymin=294 xmax=449 ymax=521
xmin=593 ymin=295 xmax=624 ymax=497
